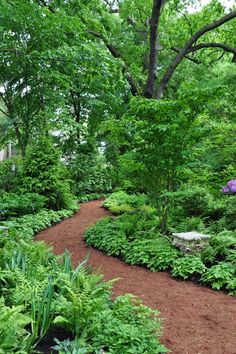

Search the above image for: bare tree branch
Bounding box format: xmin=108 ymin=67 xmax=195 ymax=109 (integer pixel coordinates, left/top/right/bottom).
xmin=209 ymin=51 xmax=225 ymax=65
xmin=155 ymin=10 xmax=236 ymax=99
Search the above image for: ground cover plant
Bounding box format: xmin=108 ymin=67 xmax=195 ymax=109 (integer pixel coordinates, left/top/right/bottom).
xmin=85 ymin=192 xmax=236 ymax=294
xmin=3 ymin=209 xmax=75 ymax=241
xmin=0 ymin=214 xmax=168 ymax=353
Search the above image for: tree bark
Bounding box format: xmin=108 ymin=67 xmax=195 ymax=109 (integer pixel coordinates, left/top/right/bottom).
xmin=155 ymin=10 xmax=236 ymax=99
xmin=188 ymin=42 xmax=236 ymax=62
xmin=143 ymin=0 xmax=164 ymax=98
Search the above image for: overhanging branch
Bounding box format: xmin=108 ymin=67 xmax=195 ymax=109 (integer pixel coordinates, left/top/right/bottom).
xmin=188 ymin=42 xmax=236 ymax=62
xmin=155 ymin=10 xmax=236 ymax=99
xmin=171 ymin=47 xmax=202 ymax=64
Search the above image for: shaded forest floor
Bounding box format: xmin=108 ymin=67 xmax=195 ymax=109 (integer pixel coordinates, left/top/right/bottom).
xmin=36 ymin=200 xmax=236 ymax=354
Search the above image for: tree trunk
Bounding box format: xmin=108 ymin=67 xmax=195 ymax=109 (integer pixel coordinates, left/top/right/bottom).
xmin=143 ymin=0 xmax=164 ymax=98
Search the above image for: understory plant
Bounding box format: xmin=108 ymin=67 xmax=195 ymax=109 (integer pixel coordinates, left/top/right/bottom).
xmin=201 ymin=262 xmax=236 ymax=291
xmin=103 ymin=191 xmax=155 ymax=215
xmin=0 ymin=207 xmax=168 ymax=353
xmin=21 ymin=137 xmax=76 ymax=210
xmin=0 ymin=192 xmax=46 ymax=220
xmin=3 ymin=209 xmax=75 ymax=241
xmin=86 ymin=194 xmax=236 ymax=294
xmin=171 ymin=256 xmax=206 ymax=279
xmin=85 ymin=212 xmax=180 ymax=272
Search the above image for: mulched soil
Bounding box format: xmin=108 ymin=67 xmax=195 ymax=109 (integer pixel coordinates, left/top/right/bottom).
xmin=35 ymin=200 xmax=236 ymax=354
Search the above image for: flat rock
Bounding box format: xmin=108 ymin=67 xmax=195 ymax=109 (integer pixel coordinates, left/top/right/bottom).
xmin=172 ymin=231 xmax=210 ymax=241
xmin=171 ymin=231 xmax=210 ymax=253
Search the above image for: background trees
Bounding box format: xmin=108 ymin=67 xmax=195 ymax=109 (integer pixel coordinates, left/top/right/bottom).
xmin=0 ymin=0 xmax=235 ymax=204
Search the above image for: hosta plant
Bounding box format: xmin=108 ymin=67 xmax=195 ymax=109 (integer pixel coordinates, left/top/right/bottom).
xmin=171 ymin=256 xmax=206 ymax=279
xmin=201 ymin=262 xmax=235 ymax=290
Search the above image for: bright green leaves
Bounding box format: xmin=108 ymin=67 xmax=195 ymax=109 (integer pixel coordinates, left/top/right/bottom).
xmin=172 ymin=256 xmax=206 ymax=279
xmin=201 ymin=262 xmax=236 ymax=291
xmin=0 ymin=298 xmax=30 ymax=353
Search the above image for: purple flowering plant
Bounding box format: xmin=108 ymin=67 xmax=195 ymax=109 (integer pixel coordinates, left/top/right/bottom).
xmin=222 ymin=179 xmax=236 ymax=194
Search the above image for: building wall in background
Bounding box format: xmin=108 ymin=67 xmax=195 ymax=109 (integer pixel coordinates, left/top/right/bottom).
xmin=0 ymin=143 xmax=13 ymax=162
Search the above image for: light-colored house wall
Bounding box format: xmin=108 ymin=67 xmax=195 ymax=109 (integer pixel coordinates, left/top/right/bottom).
xmin=0 ymin=149 xmax=4 ymax=161
xmin=0 ymin=143 xmax=13 ymax=162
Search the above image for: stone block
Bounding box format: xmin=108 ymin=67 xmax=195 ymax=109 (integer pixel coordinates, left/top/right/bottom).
xmin=171 ymin=231 xmax=210 ymax=254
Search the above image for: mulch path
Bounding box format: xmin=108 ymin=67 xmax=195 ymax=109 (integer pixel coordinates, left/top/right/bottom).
xmin=35 ymin=200 xmax=236 ymax=354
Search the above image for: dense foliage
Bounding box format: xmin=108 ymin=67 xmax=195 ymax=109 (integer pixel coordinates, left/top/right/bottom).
xmin=21 ymin=137 xmax=77 ymax=210
xmin=86 ymin=192 xmax=236 ymax=294
xmin=0 ymin=192 xmax=46 ymax=220
xmin=0 ymin=213 xmax=168 ymax=353
xmin=0 ymin=0 xmax=235 ymax=350
xmin=103 ymin=191 xmax=155 ymax=214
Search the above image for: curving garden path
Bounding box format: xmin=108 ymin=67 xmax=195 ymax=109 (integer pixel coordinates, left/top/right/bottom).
xmin=35 ymin=200 xmax=236 ymax=354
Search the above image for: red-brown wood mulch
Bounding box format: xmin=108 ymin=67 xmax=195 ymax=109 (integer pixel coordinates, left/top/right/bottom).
xmin=35 ymin=200 xmax=236 ymax=354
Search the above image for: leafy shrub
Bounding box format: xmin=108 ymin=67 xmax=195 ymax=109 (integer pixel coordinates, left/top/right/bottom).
xmin=103 ymin=191 xmax=155 ymax=215
xmin=0 ymin=192 xmax=46 ymax=220
xmin=55 ymin=271 xmax=168 ymax=354
xmin=52 ymin=338 xmax=90 ymax=353
xmin=0 ymin=297 xmax=30 ymax=353
xmin=85 ymin=207 xmax=236 ymax=293
xmin=226 ymin=278 xmax=236 ymax=295
xmin=200 ymin=245 xmax=216 ymax=264
xmin=3 ymin=208 xmax=75 ymax=242
xmin=85 ymin=217 xmax=128 ymax=256
xmin=170 ymin=216 xmax=207 ymax=233
xmin=77 ymin=193 xmax=107 ymax=203
xmin=85 ymin=212 xmax=179 ymax=272
xmin=201 ymin=262 xmax=235 ymax=290
xmin=207 ymin=231 xmax=236 ymax=261
xmin=0 ymin=157 xmax=22 ymax=192
xmin=125 ymin=236 xmax=180 ymax=271
xmin=0 ymin=213 xmax=168 ymax=353
xmin=88 ymin=294 xmax=168 ymax=354
xmin=171 ymin=256 xmax=206 ymax=279
xmin=168 ymin=185 xmax=213 ymax=217
xmin=208 ymin=197 xmax=236 ymax=231
xmin=69 ymin=152 xmax=113 ymax=196
xmin=21 ymin=137 xmax=76 ymax=210
xmin=223 ymin=197 xmax=236 ymax=230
